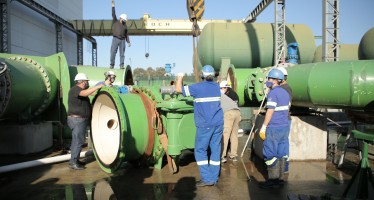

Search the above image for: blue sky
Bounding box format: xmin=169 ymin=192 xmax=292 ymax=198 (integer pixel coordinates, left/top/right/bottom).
xmin=83 ymin=0 xmax=374 ymax=74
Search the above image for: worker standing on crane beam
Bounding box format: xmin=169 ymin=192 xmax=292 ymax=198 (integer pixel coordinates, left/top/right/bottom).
xmin=110 ymin=0 xmax=131 ymax=69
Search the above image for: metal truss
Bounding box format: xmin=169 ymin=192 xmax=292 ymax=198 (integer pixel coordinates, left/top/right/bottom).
xmin=55 ymin=23 xmax=63 ymax=53
xmin=322 ymin=0 xmax=340 ymax=62
xmin=274 ymin=0 xmax=286 ymax=65
xmin=0 ymin=0 xmax=8 ymax=53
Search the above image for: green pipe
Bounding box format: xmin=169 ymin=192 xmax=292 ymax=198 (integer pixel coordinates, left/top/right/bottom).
xmin=313 ymin=44 xmax=359 ymax=63
xmin=287 ymin=60 xmax=374 ymax=110
xmin=241 ymin=60 xmax=374 ymax=111
xmin=198 ymin=22 xmax=316 ymax=70
xmin=0 ymin=53 xmax=70 ymax=121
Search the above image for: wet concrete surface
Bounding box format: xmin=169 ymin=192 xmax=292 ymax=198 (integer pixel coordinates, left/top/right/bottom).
xmin=0 ymin=133 xmax=372 ymax=200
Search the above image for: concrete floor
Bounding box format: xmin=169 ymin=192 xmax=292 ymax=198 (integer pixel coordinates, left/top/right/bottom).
xmin=0 ymin=134 xmax=372 ymax=200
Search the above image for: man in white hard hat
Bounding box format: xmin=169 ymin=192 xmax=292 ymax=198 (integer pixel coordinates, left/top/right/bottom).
xmin=110 ymin=0 xmax=131 ymax=69
xmin=96 ymin=70 xmax=116 ymax=87
xmin=67 ymin=73 xmax=104 ymax=170
xmin=219 ymin=80 xmax=241 ymax=163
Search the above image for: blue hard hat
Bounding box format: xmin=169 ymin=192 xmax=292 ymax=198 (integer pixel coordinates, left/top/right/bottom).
xmin=201 ymin=65 xmax=215 ymax=78
xmin=267 ymin=68 xmax=284 ymax=80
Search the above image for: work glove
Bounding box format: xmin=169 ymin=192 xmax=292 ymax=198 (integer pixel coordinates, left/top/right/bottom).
xmin=259 ymin=125 xmax=267 ymax=140
xmin=177 ymin=73 xmax=185 ymax=77
xmin=128 ymin=43 xmax=131 ymax=47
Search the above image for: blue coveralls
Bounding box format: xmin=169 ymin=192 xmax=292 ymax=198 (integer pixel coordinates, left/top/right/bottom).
xmin=182 ymin=81 xmax=224 ymax=184
xmin=263 ymin=86 xmax=290 ymax=168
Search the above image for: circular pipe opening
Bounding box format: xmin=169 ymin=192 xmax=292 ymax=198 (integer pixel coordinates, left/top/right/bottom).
xmin=91 ymin=93 xmax=121 ymax=166
xmin=107 ymin=119 xmax=118 ymax=130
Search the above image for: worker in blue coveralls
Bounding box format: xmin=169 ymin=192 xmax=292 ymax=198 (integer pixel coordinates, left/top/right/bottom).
xmin=259 ymin=68 xmax=291 ymax=188
xmin=175 ymin=65 xmax=224 ymax=187
xmin=278 ymin=67 xmax=292 ymax=174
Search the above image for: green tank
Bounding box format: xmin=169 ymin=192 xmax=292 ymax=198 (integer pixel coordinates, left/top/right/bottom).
xmin=197 ymin=22 xmax=316 ymax=70
xmin=313 ymin=44 xmax=359 ymax=63
xmin=359 ymin=27 xmax=374 ymax=60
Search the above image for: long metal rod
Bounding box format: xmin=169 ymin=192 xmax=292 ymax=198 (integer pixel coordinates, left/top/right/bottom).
xmin=240 ymin=88 xmax=269 ymax=157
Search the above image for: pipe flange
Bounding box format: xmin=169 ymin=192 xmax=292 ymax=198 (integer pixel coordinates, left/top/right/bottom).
xmin=9 ymin=57 xmax=52 ymax=116
xmin=0 ymin=67 xmax=11 ymax=117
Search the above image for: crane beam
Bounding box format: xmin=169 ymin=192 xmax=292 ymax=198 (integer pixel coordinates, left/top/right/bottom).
xmin=69 ymin=14 xmax=241 ymax=37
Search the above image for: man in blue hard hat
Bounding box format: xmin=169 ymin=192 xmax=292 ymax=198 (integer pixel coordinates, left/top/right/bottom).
xmin=278 ymin=66 xmax=292 ymax=174
xmin=175 ymin=65 xmax=224 ymax=187
xmin=259 ymin=68 xmax=291 ymax=188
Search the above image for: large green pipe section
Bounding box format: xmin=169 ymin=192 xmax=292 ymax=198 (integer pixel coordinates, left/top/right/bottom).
xmin=0 ymin=53 xmax=69 ymax=121
xmin=242 ymin=60 xmax=374 ymax=111
xmin=0 ymin=53 xmax=128 ymax=136
xmin=197 ymin=22 xmax=316 ymax=70
xmin=91 ymin=85 xmax=196 ymax=173
xmin=287 ymin=60 xmax=374 ymax=110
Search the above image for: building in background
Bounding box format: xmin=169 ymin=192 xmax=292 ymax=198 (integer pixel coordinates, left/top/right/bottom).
xmin=1 ymin=0 xmax=83 ymax=64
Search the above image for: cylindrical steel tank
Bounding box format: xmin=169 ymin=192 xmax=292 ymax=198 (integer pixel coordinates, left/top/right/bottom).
xmin=197 ymin=22 xmax=316 ymax=70
xmin=359 ymin=27 xmax=374 ymax=60
xmin=313 ymin=44 xmax=359 ymax=63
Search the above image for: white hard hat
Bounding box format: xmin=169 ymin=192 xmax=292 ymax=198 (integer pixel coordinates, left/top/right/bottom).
xmin=105 ymin=70 xmax=116 ymax=76
xmin=220 ymin=80 xmax=231 ymax=88
xmin=120 ymin=13 xmax=128 ymax=21
xmin=74 ymin=73 xmax=89 ymax=81
xmin=277 ymin=67 xmax=288 ymax=76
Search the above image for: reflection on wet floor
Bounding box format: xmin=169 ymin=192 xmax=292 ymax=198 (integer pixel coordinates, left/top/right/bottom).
xmin=0 ymin=133 xmax=372 ymax=200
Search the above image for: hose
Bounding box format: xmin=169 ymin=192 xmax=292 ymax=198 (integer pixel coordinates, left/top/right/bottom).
xmin=0 ymin=150 xmax=93 ymax=174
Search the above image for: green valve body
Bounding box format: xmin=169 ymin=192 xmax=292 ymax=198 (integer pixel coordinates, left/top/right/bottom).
xmin=91 ymin=85 xmax=196 ymax=173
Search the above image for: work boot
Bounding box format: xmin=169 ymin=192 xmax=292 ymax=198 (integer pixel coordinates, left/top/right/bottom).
xmin=229 ymin=156 xmax=238 ymax=162
xmin=279 ymin=157 xmax=288 ymax=184
xmin=69 ymin=162 xmax=85 ymax=170
xmin=268 ymin=162 xmax=280 ymax=180
xmin=221 ymin=157 xmax=227 ymax=163
xmin=260 ymin=162 xmax=281 ymax=188
xmin=284 ymin=161 xmax=289 ymax=174
xmin=260 ymin=179 xmax=278 ymax=189
xmin=195 ymin=180 xmax=215 ymax=187
xmin=120 ymin=66 xmax=124 ymax=69
xmin=77 ymin=160 xmax=86 ymax=166
xmin=109 ymin=65 xmax=114 ymax=69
